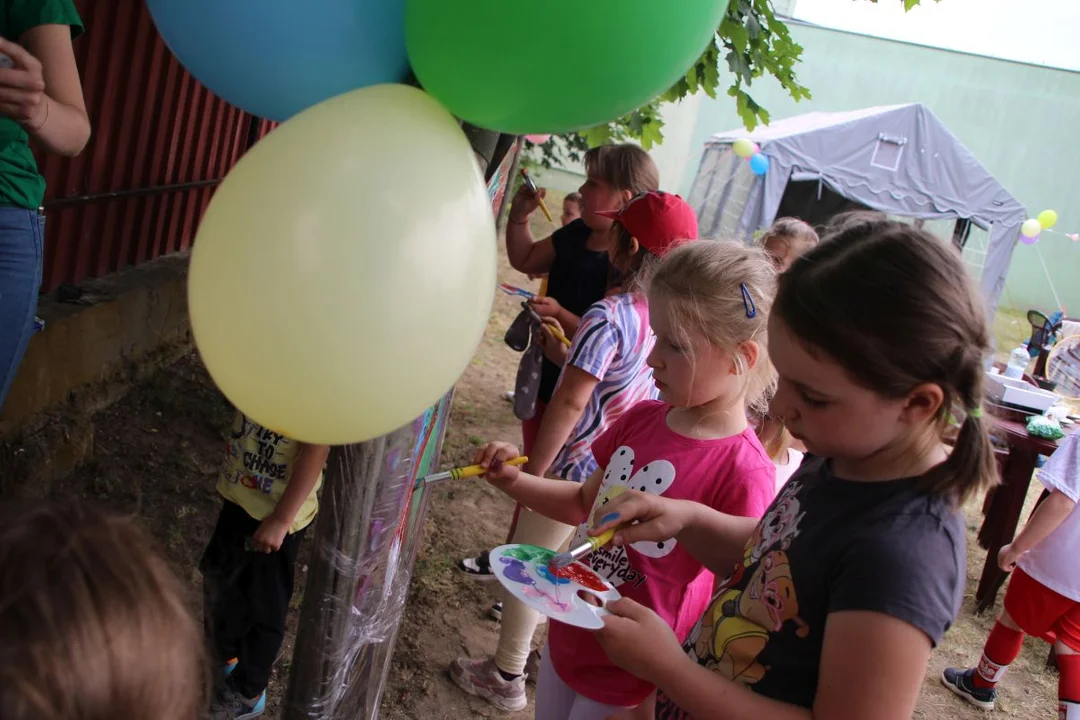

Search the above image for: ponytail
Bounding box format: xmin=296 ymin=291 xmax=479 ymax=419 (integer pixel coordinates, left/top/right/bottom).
xmin=930 ymin=407 xmax=998 ymax=505
xmin=609 ymin=221 xmax=661 ymax=293
xmin=924 ymin=350 xmax=998 ymax=505
xmin=754 ymin=412 xmax=792 ymax=463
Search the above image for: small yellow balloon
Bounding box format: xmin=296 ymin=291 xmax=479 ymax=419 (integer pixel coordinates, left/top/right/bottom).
xmin=188 ymin=84 xmax=496 ymax=445
xmin=1038 ymin=209 xmax=1059 ymax=230
xmin=1021 ymin=218 xmax=1042 ymax=238
xmin=732 ymin=138 xmax=755 ymax=159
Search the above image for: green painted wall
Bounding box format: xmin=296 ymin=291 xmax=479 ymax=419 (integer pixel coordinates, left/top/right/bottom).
xmin=675 ymin=20 xmax=1080 ymax=315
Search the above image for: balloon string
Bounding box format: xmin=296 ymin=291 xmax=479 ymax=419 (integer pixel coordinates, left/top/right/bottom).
xmin=1033 ymin=243 xmax=1066 ymax=314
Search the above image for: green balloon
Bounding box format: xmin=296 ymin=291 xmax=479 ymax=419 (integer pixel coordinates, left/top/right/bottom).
xmin=405 ymin=0 xmax=730 ymax=134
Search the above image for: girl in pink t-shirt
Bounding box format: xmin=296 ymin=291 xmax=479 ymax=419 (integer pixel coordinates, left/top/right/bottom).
xmin=476 ymin=239 xmax=778 ymax=718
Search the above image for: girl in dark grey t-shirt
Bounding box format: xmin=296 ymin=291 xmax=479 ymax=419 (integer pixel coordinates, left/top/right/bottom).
xmin=588 ymin=215 xmax=998 ymax=720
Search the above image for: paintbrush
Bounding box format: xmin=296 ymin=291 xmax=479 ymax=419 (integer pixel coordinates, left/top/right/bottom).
xmin=420 ymin=456 xmax=528 ymax=487
xmin=550 ymin=525 xmax=625 ymax=569
xmin=520 ymin=169 xmax=554 ymax=224
xmin=522 ymin=302 xmax=572 ymax=347
xmin=498 ymin=282 xmax=536 ymax=299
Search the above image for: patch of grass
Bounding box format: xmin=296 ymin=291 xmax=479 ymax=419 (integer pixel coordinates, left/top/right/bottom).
xmin=994 ymin=307 xmax=1030 ymax=361
xmin=166 ymin=525 xmax=184 ymax=551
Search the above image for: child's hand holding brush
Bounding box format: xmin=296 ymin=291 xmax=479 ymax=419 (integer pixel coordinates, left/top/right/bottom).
xmin=474 ymin=441 xmax=527 ymax=490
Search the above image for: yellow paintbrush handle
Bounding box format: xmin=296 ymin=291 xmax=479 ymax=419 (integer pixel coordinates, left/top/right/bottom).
xmin=536 ymin=196 xmax=554 ymax=223
xmin=450 ymin=456 xmax=528 ymax=481
xmin=578 ymin=526 xmax=622 ymax=557
xmin=585 ymin=527 xmax=618 ymax=551
xmin=544 ymin=323 xmax=572 ymax=347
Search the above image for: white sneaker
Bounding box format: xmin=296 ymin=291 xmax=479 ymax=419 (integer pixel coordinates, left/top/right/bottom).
xmin=449 ymin=656 xmax=527 ymax=712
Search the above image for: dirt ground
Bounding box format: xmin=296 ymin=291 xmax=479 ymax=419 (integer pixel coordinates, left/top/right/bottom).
xmin=47 ymin=215 xmax=1058 ymax=718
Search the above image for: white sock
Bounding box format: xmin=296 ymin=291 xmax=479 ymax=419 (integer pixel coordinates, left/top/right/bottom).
xmin=976 ymin=653 xmax=1009 ymax=684
xmin=1059 ymin=699 xmax=1080 ymax=718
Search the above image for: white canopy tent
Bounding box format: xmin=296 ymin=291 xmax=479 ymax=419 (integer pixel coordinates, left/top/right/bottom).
xmin=687 ymin=103 xmax=1027 ymax=315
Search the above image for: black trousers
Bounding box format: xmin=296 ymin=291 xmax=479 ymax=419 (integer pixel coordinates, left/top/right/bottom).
xmin=200 ymin=500 xmax=307 ymax=697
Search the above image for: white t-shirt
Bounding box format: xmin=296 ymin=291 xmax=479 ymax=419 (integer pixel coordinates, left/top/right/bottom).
xmin=774 ymin=448 xmax=805 ymax=495
xmin=1018 ymin=432 xmax=1080 ymax=601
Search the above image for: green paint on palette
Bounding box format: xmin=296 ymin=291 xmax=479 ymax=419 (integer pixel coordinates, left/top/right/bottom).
xmin=503 ymin=544 xmax=555 ymax=563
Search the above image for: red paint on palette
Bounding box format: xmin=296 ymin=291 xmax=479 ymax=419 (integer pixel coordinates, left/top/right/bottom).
xmin=551 ymin=562 xmax=607 ymax=592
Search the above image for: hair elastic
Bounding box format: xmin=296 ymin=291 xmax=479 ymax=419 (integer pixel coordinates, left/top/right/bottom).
xmin=969 ymin=407 xmax=983 ymax=419
xmin=740 ymin=283 xmax=757 ymax=319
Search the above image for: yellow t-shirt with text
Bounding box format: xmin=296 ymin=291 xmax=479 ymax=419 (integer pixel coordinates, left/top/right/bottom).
xmin=216 ymin=413 xmax=322 ymax=534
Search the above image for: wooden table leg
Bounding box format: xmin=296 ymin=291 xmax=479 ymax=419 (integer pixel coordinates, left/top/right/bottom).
xmin=976 ymin=446 xmax=1038 ymax=614
xmin=981 ymin=486 xmax=997 ymax=519
xmin=978 ymin=448 xmax=1011 ymax=532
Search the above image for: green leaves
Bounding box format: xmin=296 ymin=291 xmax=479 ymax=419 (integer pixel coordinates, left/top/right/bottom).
xmin=530 ymin=0 xmax=934 ymax=169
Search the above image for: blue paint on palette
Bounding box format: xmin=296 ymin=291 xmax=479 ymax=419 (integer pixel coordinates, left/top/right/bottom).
xmin=537 ymin=564 xmax=571 ymax=586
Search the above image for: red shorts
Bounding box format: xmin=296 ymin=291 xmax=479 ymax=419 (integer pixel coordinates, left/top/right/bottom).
xmin=507 ymin=401 xmax=548 ymax=543
xmin=1004 ymin=567 xmax=1080 ymax=652
xmin=521 ymin=399 xmax=547 ymax=457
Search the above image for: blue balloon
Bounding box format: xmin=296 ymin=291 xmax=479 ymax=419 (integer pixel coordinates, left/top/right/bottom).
xmin=146 ymin=0 xmax=409 ymax=121
xmin=749 ymin=153 xmax=770 ymax=176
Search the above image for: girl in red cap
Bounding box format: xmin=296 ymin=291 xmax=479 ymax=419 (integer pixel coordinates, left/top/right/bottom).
xmin=457 ymin=145 xmax=659 ymax=592
xmin=451 ymin=190 xmax=686 ymax=711
xmin=455 ymin=195 xmax=779 ymax=719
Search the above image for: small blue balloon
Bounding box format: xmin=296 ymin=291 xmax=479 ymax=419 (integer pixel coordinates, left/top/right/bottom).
xmin=146 ymin=0 xmax=409 ymax=122
xmin=749 ymin=153 xmax=770 ymax=176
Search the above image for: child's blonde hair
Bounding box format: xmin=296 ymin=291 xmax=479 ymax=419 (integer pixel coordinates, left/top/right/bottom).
xmin=647 ymin=241 xmax=777 ymax=414
xmin=761 ymin=217 xmax=818 ymax=268
xmin=0 ymin=502 xmax=208 ymax=720
xmin=756 ymin=411 xmax=794 ymax=462
xmin=583 ymin=144 xmax=659 ymax=196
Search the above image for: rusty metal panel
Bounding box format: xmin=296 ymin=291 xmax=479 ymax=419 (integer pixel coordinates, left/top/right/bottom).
xmin=35 ymin=0 xmax=262 ymax=292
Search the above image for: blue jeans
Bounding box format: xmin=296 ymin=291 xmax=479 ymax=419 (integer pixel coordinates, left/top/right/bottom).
xmin=0 ymin=207 xmax=43 ymax=409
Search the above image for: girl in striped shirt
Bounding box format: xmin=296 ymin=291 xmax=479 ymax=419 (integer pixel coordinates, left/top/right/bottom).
xmin=451 ymin=192 xmax=699 ymax=711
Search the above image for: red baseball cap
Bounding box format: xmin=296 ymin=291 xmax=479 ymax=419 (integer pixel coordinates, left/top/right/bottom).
xmin=596 ymin=191 xmax=698 ymax=258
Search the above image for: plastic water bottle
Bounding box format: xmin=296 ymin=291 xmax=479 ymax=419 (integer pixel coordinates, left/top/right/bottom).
xmin=1004 ymin=343 xmax=1031 ymax=379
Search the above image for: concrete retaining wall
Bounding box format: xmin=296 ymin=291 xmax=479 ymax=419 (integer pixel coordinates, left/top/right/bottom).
xmin=0 ymin=253 xmax=191 ymax=497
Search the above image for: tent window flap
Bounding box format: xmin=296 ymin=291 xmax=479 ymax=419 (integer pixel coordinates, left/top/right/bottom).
xmin=870 ymin=133 xmax=906 ymax=171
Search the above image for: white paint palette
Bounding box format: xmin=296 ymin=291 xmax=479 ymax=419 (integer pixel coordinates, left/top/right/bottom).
xmin=489 ymin=543 xmax=621 ymax=630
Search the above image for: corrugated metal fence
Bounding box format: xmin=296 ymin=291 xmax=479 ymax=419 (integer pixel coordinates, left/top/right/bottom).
xmin=34 ymin=0 xmax=276 ymax=293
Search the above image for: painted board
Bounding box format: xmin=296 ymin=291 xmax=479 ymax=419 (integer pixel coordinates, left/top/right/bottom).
xmin=490 ymin=544 xmax=621 ymax=630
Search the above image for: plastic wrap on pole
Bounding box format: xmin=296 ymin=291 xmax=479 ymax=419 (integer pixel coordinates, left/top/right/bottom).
xmin=284 ymin=393 xmax=453 ymax=718
xmin=283 ymin=135 xmax=521 ymax=719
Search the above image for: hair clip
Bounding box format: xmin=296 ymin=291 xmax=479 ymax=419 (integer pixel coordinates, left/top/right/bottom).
xmin=969 ymin=407 xmax=984 ymax=419
xmin=740 ymin=283 xmax=757 ymax=319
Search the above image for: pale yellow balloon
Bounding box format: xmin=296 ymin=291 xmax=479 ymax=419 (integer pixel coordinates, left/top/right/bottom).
xmin=732 ymin=138 xmax=755 ymax=158
xmin=188 ymin=84 xmax=496 ymax=445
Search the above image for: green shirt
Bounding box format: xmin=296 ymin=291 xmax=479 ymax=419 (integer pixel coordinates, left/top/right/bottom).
xmin=0 ymin=0 xmax=82 ymax=209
